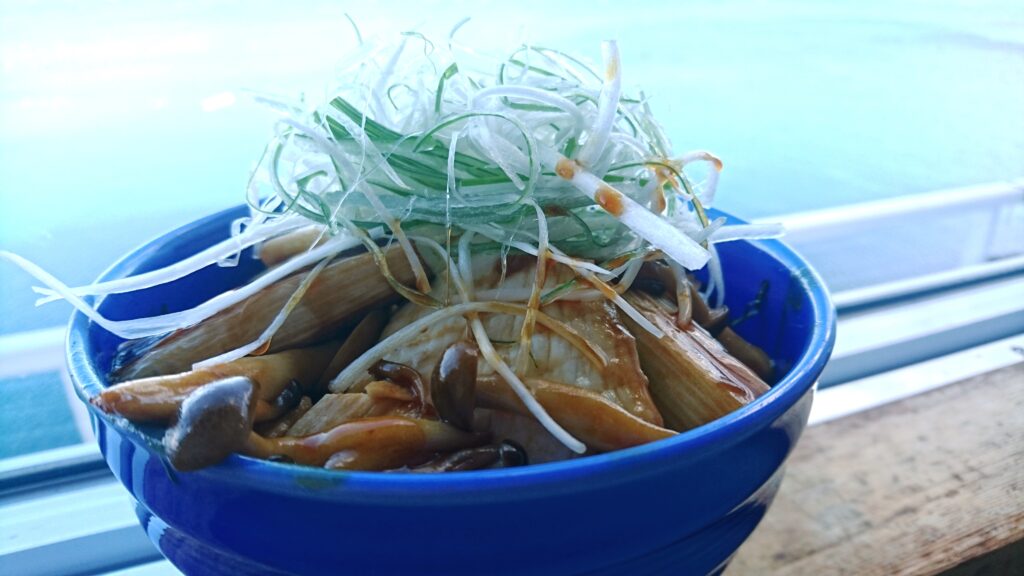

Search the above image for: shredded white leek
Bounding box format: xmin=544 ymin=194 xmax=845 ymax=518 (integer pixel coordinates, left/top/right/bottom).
xmin=31 ymin=216 xmax=308 ymax=304
xmin=2 ymin=234 xmax=365 ymax=339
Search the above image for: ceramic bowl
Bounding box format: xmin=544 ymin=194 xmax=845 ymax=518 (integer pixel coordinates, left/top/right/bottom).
xmin=69 ymin=205 xmax=835 ymax=576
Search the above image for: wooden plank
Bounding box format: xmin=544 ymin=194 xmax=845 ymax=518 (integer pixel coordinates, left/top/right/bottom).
xmin=729 ymin=363 xmax=1024 ymax=575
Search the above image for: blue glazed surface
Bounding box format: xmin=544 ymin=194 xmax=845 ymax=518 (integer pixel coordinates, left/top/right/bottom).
xmin=69 ymin=206 xmax=835 ymax=576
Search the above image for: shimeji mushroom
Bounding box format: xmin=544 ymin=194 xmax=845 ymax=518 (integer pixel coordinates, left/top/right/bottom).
xmin=163 ymin=376 xmax=489 ymax=472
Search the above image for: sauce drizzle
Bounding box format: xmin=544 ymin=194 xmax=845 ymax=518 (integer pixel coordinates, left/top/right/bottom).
xmin=595 ymin=185 xmax=625 ymax=216
xmin=555 ymin=158 xmax=577 ymax=180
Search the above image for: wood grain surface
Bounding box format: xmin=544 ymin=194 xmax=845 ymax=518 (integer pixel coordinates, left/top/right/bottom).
xmin=729 ymin=363 xmax=1024 ymax=575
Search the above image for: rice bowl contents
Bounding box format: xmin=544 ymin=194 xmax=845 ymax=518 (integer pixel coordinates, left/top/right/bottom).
xmin=4 ymin=28 xmax=785 ymax=472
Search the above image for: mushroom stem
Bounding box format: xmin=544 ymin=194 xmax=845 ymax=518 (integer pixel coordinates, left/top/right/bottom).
xmin=411 ymin=440 xmax=528 ymax=473
xmin=688 ymin=281 xmax=714 ymax=326
xmin=412 ymin=446 xmax=501 ymax=472
xmin=243 ymin=417 xmax=488 ymax=470
xmin=702 ymin=306 xmax=730 ymax=336
xmin=717 ymin=326 xmax=774 ymax=381
xmin=95 ymin=341 xmax=338 ymax=422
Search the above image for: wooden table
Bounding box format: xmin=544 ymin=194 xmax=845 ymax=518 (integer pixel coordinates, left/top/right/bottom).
xmin=730 ymin=363 xmax=1024 ymax=575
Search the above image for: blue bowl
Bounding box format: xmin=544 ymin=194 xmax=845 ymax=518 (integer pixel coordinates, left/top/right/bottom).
xmin=68 ymin=205 xmax=835 ymax=576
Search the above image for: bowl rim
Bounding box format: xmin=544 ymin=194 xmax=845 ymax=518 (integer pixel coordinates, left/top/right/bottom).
xmin=68 ymin=205 xmax=836 ymax=500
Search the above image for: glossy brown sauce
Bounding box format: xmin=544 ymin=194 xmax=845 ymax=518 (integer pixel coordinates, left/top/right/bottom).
xmin=555 ymin=157 xmax=577 ymax=180
xmin=595 ymin=185 xmax=625 ymax=216
xmin=652 ymin=189 xmax=667 ymax=214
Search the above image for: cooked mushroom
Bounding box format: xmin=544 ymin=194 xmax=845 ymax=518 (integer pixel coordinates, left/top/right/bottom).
xmin=249 ymin=417 xmax=488 ymax=471
xmin=414 ymin=446 xmax=501 ymax=472
xmin=430 ymin=341 xmax=479 ymax=431
xmin=411 ymin=440 xmax=528 ymax=473
xmin=256 ymin=396 xmax=314 ymax=438
xmin=716 ymin=326 xmax=774 ymax=381
xmin=498 ymin=439 xmax=528 ymax=467
xmin=163 ymin=373 xmax=486 ymax=472
xmin=254 ymin=380 xmax=303 ymax=422
xmin=368 ymin=360 xmax=432 ymax=417
xmin=163 ymin=376 xmax=257 ymax=472
xmin=94 ymin=341 xmax=338 ymax=422
xmin=702 ymin=305 xmax=731 ymax=336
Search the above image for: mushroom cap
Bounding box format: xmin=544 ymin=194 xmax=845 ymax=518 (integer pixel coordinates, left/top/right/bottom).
xmin=430 ymin=341 xmax=479 ymax=431
xmin=163 ymin=376 xmax=257 ymax=471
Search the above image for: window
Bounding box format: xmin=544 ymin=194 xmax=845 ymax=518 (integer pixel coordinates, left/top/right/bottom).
xmin=1 ymin=2 xmax=1022 ymax=574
